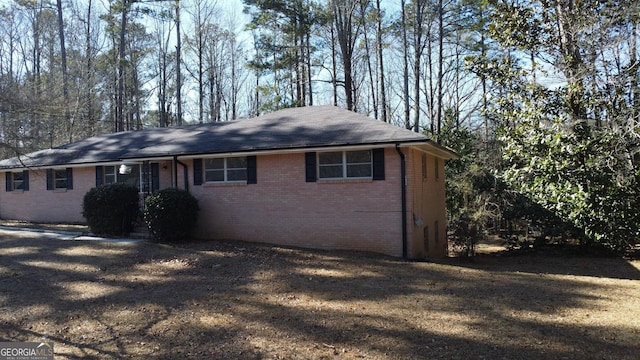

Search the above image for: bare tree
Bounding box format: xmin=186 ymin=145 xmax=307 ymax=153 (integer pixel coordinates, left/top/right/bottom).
xmin=175 ymin=0 xmax=182 ymax=125
xmin=185 ymin=0 xmax=218 ymax=123
xmin=332 ymin=0 xmax=358 ymax=111
xmin=376 ymin=0 xmax=387 ymax=122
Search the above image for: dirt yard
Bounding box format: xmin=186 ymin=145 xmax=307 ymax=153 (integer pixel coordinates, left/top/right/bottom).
xmin=0 ymin=227 xmax=639 ymax=359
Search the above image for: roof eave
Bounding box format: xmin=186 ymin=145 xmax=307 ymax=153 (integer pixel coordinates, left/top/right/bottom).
xmin=170 ymin=140 xmax=431 ymax=160
xmin=401 ymin=141 xmax=460 ymax=160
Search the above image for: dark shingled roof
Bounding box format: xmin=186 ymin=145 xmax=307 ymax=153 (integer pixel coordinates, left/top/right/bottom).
xmin=0 ymin=106 xmax=457 ymax=169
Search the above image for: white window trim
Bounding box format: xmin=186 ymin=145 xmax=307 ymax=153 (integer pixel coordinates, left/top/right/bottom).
xmin=104 ymin=165 xmax=117 ymax=184
xmin=318 ymin=150 xmax=373 ymax=180
xmin=204 ymin=156 xmax=248 ymax=183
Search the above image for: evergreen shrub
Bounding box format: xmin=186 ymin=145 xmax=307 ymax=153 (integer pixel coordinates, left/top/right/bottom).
xmin=144 ymin=188 xmax=199 ymax=242
xmin=82 ymin=183 xmax=140 ymax=235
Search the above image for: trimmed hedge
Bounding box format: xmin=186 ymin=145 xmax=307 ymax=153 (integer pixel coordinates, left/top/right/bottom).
xmin=82 ymin=183 xmax=140 ymax=236
xmin=144 ymin=188 xmax=199 ymax=242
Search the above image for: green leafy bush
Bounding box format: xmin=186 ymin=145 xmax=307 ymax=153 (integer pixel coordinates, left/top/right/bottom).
xmin=500 ymin=118 xmax=640 ymax=253
xmin=82 ymin=183 xmax=140 ymax=236
xmin=144 ymin=188 xmax=199 ymax=242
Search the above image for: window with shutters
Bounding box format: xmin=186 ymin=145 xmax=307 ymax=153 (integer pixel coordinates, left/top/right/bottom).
xmin=204 ymin=157 xmax=247 ymax=183
xmin=194 ymin=156 xmax=256 ymax=185
xmin=47 ymin=168 xmax=73 ymax=190
xmin=6 ymin=171 xmax=28 ymax=191
xmin=54 ymin=169 xmax=68 ymax=189
xmin=318 ymin=150 xmax=372 ymax=179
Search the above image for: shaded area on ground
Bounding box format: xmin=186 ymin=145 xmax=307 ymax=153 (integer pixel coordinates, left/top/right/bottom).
xmin=0 ymin=229 xmax=638 ymax=359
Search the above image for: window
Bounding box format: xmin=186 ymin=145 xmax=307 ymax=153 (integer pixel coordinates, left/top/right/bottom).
xmin=104 ymin=166 xmax=117 ymax=184
xmin=54 ymin=169 xmax=67 ymax=189
xmin=96 ymin=163 xmax=159 ymax=193
xmin=318 ymin=150 xmax=372 ymax=179
xmin=435 ymin=158 xmax=440 ymax=180
xmin=204 ymin=157 xmax=247 ymax=183
xmin=422 ymin=153 xmax=427 ymax=180
xmin=141 ymin=163 xmax=152 ymax=193
xmin=47 ymin=168 xmax=73 ymax=190
xmin=12 ymin=172 xmax=25 ymax=190
xmin=96 ymin=165 xmax=128 ymax=186
xmin=194 ymin=156 xmax=256 ymax=185
xmin=13 ymin=172 xmax=25 ymax=191
xmin=118 ymin=164 xmax=140 ymax=188
xmin=5 ymin=171 xmax=29 ymax=192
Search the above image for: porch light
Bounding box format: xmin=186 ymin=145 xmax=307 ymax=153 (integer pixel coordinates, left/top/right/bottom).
xmin=119 ymin=164 xmax=133 ymax=174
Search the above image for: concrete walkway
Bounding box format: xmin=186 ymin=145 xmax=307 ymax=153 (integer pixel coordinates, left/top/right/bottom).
xmin=0 ymin=225 xmax=142 ymax=243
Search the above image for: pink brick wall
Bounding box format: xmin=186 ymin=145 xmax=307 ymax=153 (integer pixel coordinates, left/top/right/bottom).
xmin=0 ymin=167 xmax=95 ymax=223
xmin=0 ymin=152 xmax=449 ymax=259
xmin=190 ymin=149 xmax=406 ymax=257
xmin=0 ymin=160 xmax=174 ymax=224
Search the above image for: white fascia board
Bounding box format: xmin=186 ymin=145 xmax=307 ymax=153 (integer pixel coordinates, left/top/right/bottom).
xmin=403 ymin=142 xmax=460 ymax=160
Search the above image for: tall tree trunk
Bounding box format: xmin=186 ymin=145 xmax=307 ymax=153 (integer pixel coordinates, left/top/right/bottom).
xmin=306 ymin=32 xmax=313 ymax=106
xmin=480 ymin=29 xmax=489 ymax=141
xmin=331 ymin=26 xmax=338 ymax=106
xmin=427 ymin=28 xmax=434 ymax=135
xmin=296 ymin=18 xmax=303 ymax=107
xmin=333 ymin=0 xmax=356 ymax=111
xmin=175 ymin=0 xmax=182 ymax=125
xmin=116 ymin=0 xmax=128 ymax=132
xmin=555 ymin=0 xmax=585 ymax=123
xmin=376 ymin=0 xmax=387 ymax=122
xmin=32 ymin=4 xmax=42 ymax=147
xmin=630 ymin=17 xmax=639 ymax=129
xmin=56 ymin=0 xmax=71 ymax=142
xmin=85 ymin=0 xmax=96 ymax=134
xmin=401 ymin=0 xmax=410 ymax=129
xmin=197 ymin=8 xmax=204 ymax=124
xmin=159 ymin=50 xmax=167 ymax=127
xmin=133 ymin=65 xmax=142 ymax=130
xmin=360 ymin=1 xmax=378 ymax=118
xmin=412 ymin=0 xmax=423 ymax=133
xmin=436 ymin=0 xmax=444 ymax=141
xmin=231 ymin=33 xmax=238 ymax=119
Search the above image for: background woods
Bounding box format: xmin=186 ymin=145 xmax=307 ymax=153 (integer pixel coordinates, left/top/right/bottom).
xmin=0 ymin=0 xmax=638 ymax=252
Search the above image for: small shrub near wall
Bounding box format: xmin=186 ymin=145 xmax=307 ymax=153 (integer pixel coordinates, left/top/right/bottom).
xmin=82 ymin=183 xmax=140 ymax=236
xmin=144 ymin=188 xmax=199 ymax=243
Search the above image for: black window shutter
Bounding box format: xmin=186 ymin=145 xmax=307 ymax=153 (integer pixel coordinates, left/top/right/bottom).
xmin=95 ymin=166 xmax=103 ymax=187
xmin=23 ymin=170 xmax=29 ymax=191
xmin=151 ymin=163 xmax=160 ymax=191
xmin=372 ymin=148 xmax=385 ymax=180
xmin=66 ymin=168 xmax=73 ymax=189
xmin=46 ymin=169 xmax=53 ymax=190
xmin=5 ymin=172 xmax=11 ymax=192
xmin=193 ymin=158 xmax=203 ymax=185
xmin=247 ymin=156 xmax=257 ymax=184
xmin=305 ymin=152 xmax=317 ymax=182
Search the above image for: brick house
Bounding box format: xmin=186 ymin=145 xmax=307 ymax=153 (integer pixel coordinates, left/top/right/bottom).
xmin=0 ymin=106 xmax=458 ymax=259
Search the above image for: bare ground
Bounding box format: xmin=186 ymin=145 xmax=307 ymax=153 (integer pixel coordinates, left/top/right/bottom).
xmin=0 ymin=226 xmax=639 ymax=359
